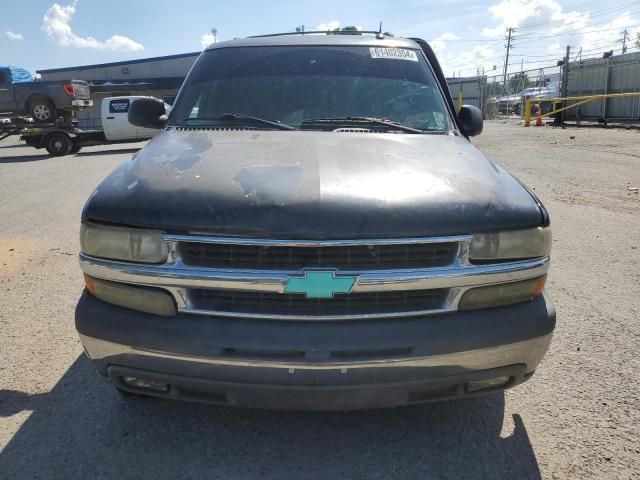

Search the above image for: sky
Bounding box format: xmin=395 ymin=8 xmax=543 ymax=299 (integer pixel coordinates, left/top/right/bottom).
xmin=1 ymin=0 xmax=639 ymax=78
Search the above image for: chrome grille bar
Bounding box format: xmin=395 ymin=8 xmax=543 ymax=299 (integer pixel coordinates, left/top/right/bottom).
xmin=79 ymin=234 xmax=550 ymax=320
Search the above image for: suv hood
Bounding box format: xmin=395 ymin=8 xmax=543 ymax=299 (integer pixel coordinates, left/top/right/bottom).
xmin=83 ymin=129 xmax=544 ymax=239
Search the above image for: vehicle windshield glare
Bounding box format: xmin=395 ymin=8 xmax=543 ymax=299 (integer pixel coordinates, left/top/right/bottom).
xmin=170 ymin=45 xmax=452 ymax=132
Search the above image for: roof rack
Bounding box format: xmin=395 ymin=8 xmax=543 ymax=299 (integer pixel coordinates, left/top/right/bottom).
xmin=248 ymin=30 xmax=393 ymax=40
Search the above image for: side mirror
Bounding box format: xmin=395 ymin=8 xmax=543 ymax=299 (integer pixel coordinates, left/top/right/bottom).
xmin=128 ymin=97 xmax=167 ymax=129
xmin=458 ymin=105 xmax=483 ymax=137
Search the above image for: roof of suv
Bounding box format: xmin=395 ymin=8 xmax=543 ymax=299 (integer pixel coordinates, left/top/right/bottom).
xmin=205 ymin=33 xmax=420 ymax=51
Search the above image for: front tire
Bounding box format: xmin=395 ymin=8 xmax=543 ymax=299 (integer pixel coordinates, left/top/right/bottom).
xmin=30 ymin=99 xmax=56 ymax=124
xmin=45 ymin=132 xmax=73 ymax=156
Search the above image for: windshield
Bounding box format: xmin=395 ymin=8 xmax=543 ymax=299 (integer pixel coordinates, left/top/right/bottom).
xmin=169 ymin=45 xmax=452 ymax=132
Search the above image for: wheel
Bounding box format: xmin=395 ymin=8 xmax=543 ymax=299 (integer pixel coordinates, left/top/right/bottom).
xmin=44 ymin=132 xmax=73 ymax=156
xmin=29 ymin=98 xmax=56 ymax=123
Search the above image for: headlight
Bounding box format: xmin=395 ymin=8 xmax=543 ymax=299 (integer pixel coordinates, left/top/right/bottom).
xmin=469 ymin=227 xmax=551 ymax=261
xmin=84 ymin=275 xmax=176 ymax=317
xmin=459 ymin=275 xmax=547 ymax=310
xmin=80 ymin=223 xmax=168 ymax=263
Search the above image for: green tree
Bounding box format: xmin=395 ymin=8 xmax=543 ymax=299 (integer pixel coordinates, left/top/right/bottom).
xmin=486 ymin=80 xmax=503 ymax=98
xmin=509 ymin=72 xmax=534 ymax=93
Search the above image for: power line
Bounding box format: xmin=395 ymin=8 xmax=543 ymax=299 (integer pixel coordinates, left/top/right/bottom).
xmin=575 ymin=41 xmax=629 ymax=54
xmin=516 ymin=23 xmax=640 ymax=40
xmin=515 ymin=14 xmax=640 ymax=42
xmin=515 ymin=1 xmax=640 ymax=31
xmin=434 ymin=38 xmax=506 ymax=42
xmin=442 ymin=19 xmax=640 ymax=78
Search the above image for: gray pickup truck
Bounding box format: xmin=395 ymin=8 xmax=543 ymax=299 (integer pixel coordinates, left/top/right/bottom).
xmin=0 ymin=66 xmax=92 ymax=123
xmin=76 ymin=32 xmax=554 ymax=410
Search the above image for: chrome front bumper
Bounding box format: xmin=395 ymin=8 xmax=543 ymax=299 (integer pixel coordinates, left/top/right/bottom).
xmin=76 ymin=290 xmax=555 ymax=410
xmin=80 ymin=332 xmax=552 ymax=410
xmin=81 ymin=332 xmax=552 ymax=376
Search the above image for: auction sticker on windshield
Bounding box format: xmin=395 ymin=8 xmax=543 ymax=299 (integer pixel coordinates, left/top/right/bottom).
xmin=370 ymin=47 xmax=419 ymax=62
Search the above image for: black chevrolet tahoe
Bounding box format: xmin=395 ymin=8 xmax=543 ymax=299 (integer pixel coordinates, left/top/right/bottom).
xmin=75 ymin=33 xmax=555 ymax=410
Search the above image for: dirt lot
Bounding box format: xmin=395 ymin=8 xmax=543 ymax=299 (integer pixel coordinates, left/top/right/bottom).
xmin=1 ymin=122 xmax=639 ymax=479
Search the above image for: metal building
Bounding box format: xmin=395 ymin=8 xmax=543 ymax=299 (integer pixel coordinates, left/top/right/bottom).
xmin=36 ymin=52 xmax=199 ymax=128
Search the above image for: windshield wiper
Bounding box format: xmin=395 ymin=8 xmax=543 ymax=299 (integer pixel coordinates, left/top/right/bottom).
xmin=182 ymin=113 xmax=295 ymax=131
xmin=301 ymin=116 xmax=425 ymax=134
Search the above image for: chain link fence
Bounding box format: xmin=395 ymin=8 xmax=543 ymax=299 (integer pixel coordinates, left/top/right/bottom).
xmin=447 ymin=65 xmax=561 ymax=119
xmin=447 ymin=51 xmax=640 ymax=124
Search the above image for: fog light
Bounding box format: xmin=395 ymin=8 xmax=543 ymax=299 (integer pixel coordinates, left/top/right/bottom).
xmin=466 ymin=376 xmax=510 ymax=393
xmin=122 ymin=376 xmax=169 ymax=393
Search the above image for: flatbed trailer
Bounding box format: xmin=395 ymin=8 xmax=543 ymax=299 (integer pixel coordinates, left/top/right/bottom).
xmin=0 ymin=117 xmax=144 ymax=156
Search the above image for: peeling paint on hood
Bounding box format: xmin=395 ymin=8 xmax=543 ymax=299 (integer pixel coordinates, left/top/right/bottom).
xmin=82 ymin=129 xmax=543 ymax=239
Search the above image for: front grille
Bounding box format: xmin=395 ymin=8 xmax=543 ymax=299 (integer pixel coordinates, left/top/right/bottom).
xmin=189 ymin=288 xmax=448 ymax=317
xmin=179 ymin=242 xmax=458 ymax=270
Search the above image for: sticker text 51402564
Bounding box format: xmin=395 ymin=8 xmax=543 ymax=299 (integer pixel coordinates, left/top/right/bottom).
xmin=369 ymin=47 xmax=419 ymax=62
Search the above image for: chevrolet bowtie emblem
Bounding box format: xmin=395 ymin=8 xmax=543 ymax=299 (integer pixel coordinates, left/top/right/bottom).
xmin=284 ymin=271 xmax=357 ymax=299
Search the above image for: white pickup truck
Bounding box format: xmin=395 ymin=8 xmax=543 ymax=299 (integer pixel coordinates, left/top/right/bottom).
xmin=19 ymin=95 xmax=170 ymax=155
xmin=101 ymin=96 xmax=169 ymax=142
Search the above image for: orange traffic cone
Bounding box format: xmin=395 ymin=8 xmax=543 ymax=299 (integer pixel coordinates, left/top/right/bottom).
xmin=535 ymin=107 xmax=543 ymax=127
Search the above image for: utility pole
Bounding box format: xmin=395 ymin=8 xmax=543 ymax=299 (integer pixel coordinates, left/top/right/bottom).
xmin=621 ymin=28 xmax=630 ymax=54
xmin=520 ymin=58 xmax=524 ymax=89
xmin=502 ymin=27 xmax=513 ymax=94
xmin=560 ymin=45 xmax=571 ymax=125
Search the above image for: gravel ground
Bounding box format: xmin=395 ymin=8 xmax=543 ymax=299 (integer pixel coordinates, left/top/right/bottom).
xmin=0 ymin=122 xmax=639 ymax=479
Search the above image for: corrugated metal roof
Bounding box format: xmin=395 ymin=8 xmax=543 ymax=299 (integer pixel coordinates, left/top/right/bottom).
xmin=36 ymin=52 xmax=200 ymax=74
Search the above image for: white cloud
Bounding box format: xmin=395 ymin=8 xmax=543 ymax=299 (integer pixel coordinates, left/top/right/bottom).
xmin=426 ymin=31 xmax=498 ymax=77
xmin=482 ymin=0 xmax=589 ymax=38
xmin=442 ymin=43 xmax=498 ymax=77
xmin=580 ymin=12 xmax=639 ymax=55
xmin=430 ymin=32 xmax=460 ymax=54
xmin=104 ymin=35 xmax=144 ymax=52
xmin=5 ymin=31 xmax=23 ymax=41
xmin=314 ymin=21 xmax=362 ymax=32
xmin=42 ymin=1 xmax=143 ymax=52
xmin=200 ymin=32 xmax=215 ymax=48
xmin=316 ymin=20 xmax=342 ymax=31
xmin=546 ymin=41 xmax=563 ymax=57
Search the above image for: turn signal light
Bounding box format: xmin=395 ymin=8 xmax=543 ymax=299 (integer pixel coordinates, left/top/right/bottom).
xmin=84 ymin=275 xmax=176 ymax=317
xmin=458 ymin=275 xmax=547 ymax=310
